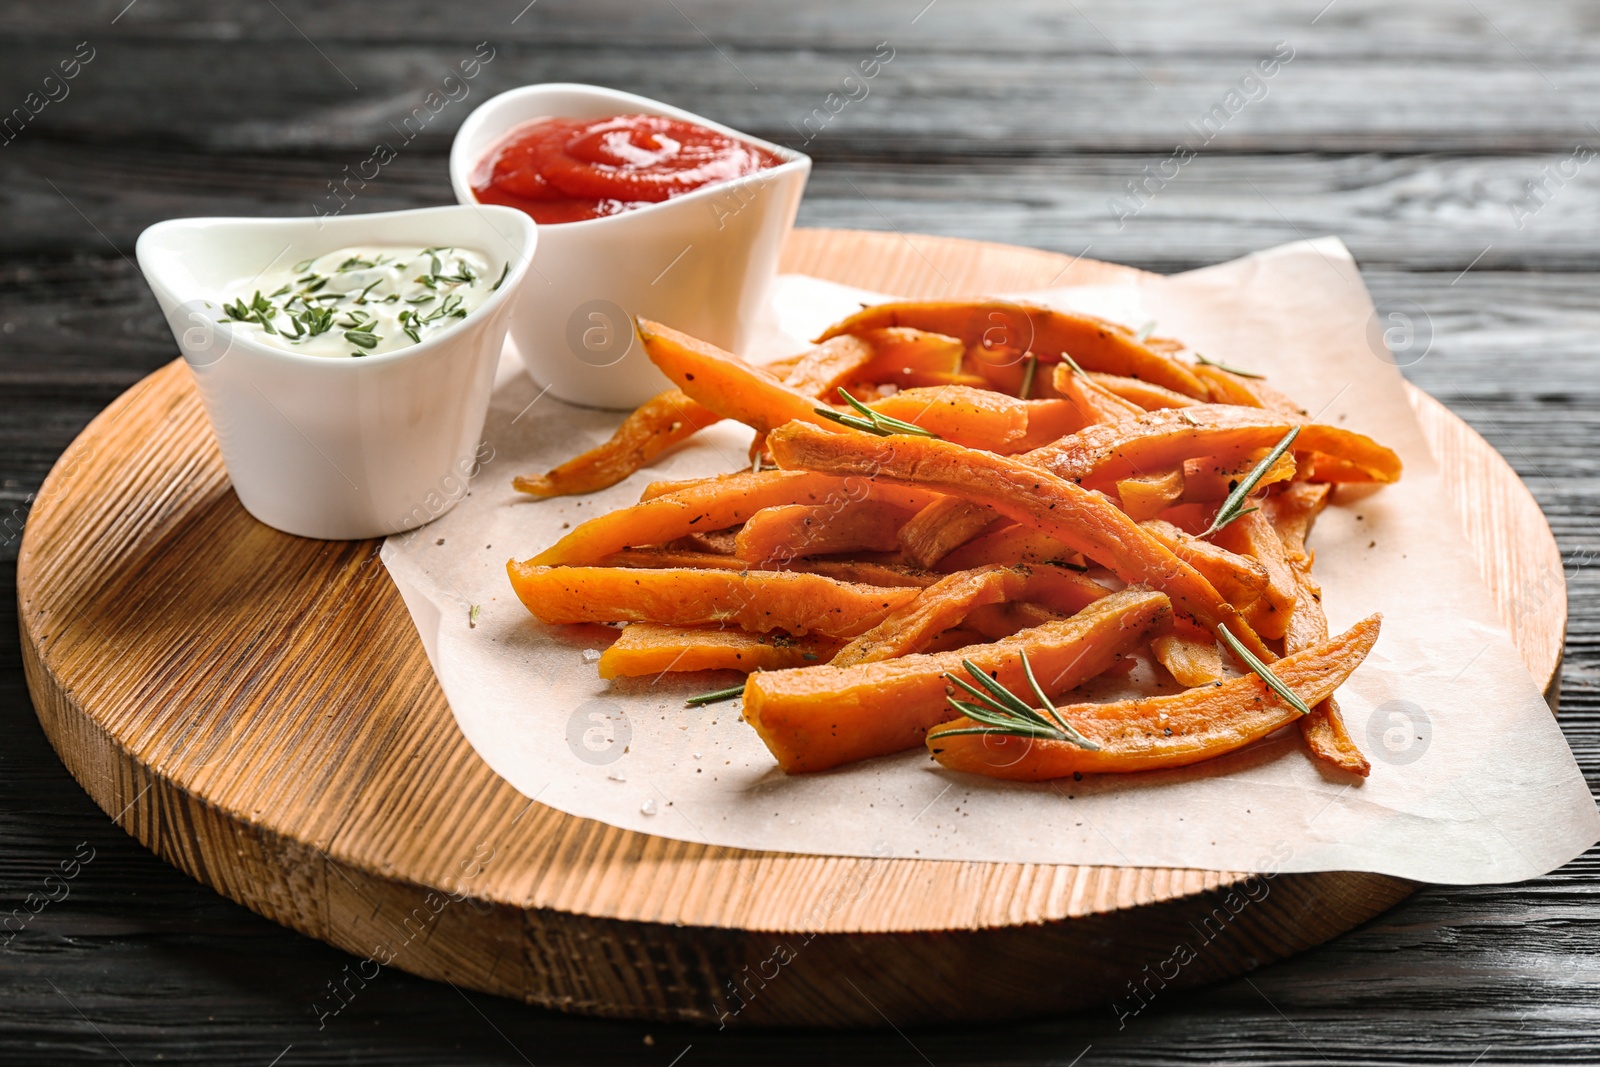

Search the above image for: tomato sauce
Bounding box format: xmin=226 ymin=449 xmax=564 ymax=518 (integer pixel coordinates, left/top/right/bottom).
xmin=471 ymin=114 xmax=785 ymax=224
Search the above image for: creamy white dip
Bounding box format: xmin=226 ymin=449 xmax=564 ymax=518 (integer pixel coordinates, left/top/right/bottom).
xmin=221 ymin=245 xmax=501 ymax=357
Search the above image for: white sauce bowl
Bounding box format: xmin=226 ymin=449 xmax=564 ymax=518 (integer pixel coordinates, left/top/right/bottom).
xmin=450 ymin=83 xmax=810 ymax=410
xmin=136 ymin=205 xmax=537 ymax=540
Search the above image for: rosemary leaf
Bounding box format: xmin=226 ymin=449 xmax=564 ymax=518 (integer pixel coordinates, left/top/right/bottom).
xmin=1195 ymin=352 xmax=1264 ymax=379
xmin=1018 ymin=353 xmax=1038 ymax=399
xmin=1133 ymin=319 xmax=1157 ymax=343
xmin=1216 ymin=624 xmax=1312 ymax=716
xmin=814 ymin=406 xmax=893 ymax=436
xmin=1201 ymin=426 xmax=1300 ymax=538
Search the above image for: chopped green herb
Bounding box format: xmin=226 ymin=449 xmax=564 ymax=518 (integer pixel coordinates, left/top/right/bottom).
xmin=685 ymin=683 xmax=745 ymax=707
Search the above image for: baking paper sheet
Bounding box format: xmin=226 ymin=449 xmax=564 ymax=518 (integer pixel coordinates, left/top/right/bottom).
xmin=381 ymin=239 xmax=1599 ymax=884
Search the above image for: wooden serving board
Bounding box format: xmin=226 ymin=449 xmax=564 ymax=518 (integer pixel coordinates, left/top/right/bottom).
xmin=18 ymin=229 xmax=1564 ymax=1027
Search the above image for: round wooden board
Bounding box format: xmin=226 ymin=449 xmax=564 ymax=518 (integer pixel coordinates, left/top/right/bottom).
xmin=18 ymin=229 xmax=1564 ymax=1028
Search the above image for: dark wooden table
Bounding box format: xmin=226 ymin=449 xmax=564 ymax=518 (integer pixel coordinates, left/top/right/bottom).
xmin=4 ymin=2 xmax=1598 ymax=1063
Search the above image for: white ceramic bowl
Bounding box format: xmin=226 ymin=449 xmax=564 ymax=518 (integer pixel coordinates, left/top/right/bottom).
xmin=136 ymin=205 xmax=537 ymax=540
xmin=450 ymin=83 xmax=810 ymax=409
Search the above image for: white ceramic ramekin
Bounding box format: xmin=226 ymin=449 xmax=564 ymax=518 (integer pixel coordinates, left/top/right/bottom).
xmin=450 ymin=83 xmax=810 ymax=410
xmin=136 ymin=205 xmax=537 ymax=540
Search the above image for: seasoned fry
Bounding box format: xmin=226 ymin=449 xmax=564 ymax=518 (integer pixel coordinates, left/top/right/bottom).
xmin=848 ymin=327 xmax=969 ymax=389
xmin=866 ymin=385 xmax=1030 ymax=451
xmin=1052 ymin=363 xmax=1145 ymax=423
xmin=1138 ymin=519 xmax=1270 ymax=615
xmin=927 ymin=613 xmax=1381 ymax=779
xmin=598 ymin=624 xmax=840 ymax=679
xmin=734 ymin=498 xmax=921 ymax=562
xmin=1036 ymin=406 xmax=1402 ymax=487
xmin=938 ymin=523 xmax=1084 ymax=571
xmin=1262 ymin=486 xmax=1369 ymax=774
xmin=506 ymin=564 xmax=919 ymax=639
xmin=1182 ymin=447 xmax=1297 ymax=502
xmin=1088 ymin=372 xmax=1201 ymax=411
xmin=1009 ymin=399 xmax=1086 ymax=451
xmin=599 ymin=548 xmax=942 ymax=586
xmin=744 ymin=588 xmax=1171 ymax=772
xmin=1191 ymin=362 xmax=1306 ymax=415
xmin=815 ymin=300 xmax=1208 ymax=397
xmin=894 ymin=369 xmax=1157 ymax=566
xmin=830 ymin=566 xmax=1016 ymax=666
xmin=641 ymin=318 xmax=831 ymax=434
xmin=780 ymin=334 xmax=879 ymax=398
xmin=1151 ymin=616 xmax=1224 ymax=686
xmin=1212 ymin=511 xmax=1299 ymax=641
xmin=513 ymin=390 xmax=722 ymax=498
xmin=766 ymin=421 xmax=1274 ymax=658
xmin=1117 ymin=469 xmax=1187 ymax=521
xmin=534 ymin=469 xmax=932 ymax=566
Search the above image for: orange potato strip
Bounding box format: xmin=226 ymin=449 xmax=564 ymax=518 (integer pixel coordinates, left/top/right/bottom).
xmin=1118 ymin=469 xmax=1186 ymax=521
xmin=533 ymin=469 xmax=927 ymax=566
xmin=1261 ymin=484 xmax=1369 ymax=775
xmin=938 ymin=524 xmax=1084 ymax=571
xmin=1088 ymin=373 xmax=1200 ymax=411
xmin=1052 ymin=363 xmax=1145 ymax=423
xmin=734 ymin=498 xmax=920 ymax=563
xmin=896 ymin=367 xmax=1144 ymax=566
xmin=744 ymin=588 xmax=1170 ymax=773
xmin=815 ymin=301 xmax=1208 ymax=397
xmin=506 ymin=564 xmax=918 ymax=640
xmin=641 ymin=318 xmax=832 ymax=434
xmin=598 ymin=624 xmax=839 ymax=679
xmin=1213 ymin=511 xmax=1300 ymax=641
xmin=640 ymin=318 xmax=1030 ymax=447
xmin=1264 ymin=481 xmax=1333 ymax=557
xmin=1009 ymin=399 xmax=1086 ymax=451
xmin=1137 ymin=519 xmax=1269 ymax=614
xmin=1191 ymin=363 xmax=1306 ymax=415
xmin=1037 ymin=406 xmax=1402 ymax=487
xmin=1182 ymin=447 xmax=1297 ymax=502
xmin=779 ymin=334 xmax=879 ymax=398
xmin=513 ymin=390 xmax=722 ymax=498
xmin=599 ymin=548 xmax=941 ymax=587
xmin=848 ymin=327 xmax=967 ymax=388
xmin=865 ymin=386 xmax=1030 ymax=451
xmin=1151 ymin=616 xmax=1224 ymax=687
xmin=830 ymin=566 xmax=1015 ymax=667
xmin=964 ymin=602 xmax=1067 ymax=641
xmin=927 ymin=613 xmax=1381 ymax=780
xmin=833 ymin=563 xmax=1111 ymax=668
xmin=767 ymin=422 xmax=1274 ymax=658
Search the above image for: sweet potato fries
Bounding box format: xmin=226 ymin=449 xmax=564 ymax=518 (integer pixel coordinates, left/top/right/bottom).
xmin=509 ymin=301 xmax=1400 ymax=782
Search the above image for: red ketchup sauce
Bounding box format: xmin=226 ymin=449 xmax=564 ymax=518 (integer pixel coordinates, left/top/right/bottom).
xmin=471 ymin=114 xmax=785 ymax=224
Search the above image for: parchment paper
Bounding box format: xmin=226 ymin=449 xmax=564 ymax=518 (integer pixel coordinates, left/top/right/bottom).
xmin=381 ymin=238 xmax=1600 ymax=884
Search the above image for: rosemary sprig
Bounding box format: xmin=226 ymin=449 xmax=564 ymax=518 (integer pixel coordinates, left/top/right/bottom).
xmin=1195 ymin=352 xmax=1264 ymax=379
xmin=1216 ymin=624 xmax=1311 ymax=716
xmin=685 ymin=683 xmax=745 ymax=707
xmin=935 ymin=652 xmax=1100 ymax=750
xmin=1200 ymin=426 xmax=1300 ymax=538
xmin=1018 ymin=353 xmax=1038 ymax=399
xmin=833 ymin=387 xmax=940 ymax=438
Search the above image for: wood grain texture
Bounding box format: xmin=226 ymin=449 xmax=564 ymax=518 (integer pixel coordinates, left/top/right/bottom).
xmin=15 ymin=228 xmax=1562 ymax=1027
